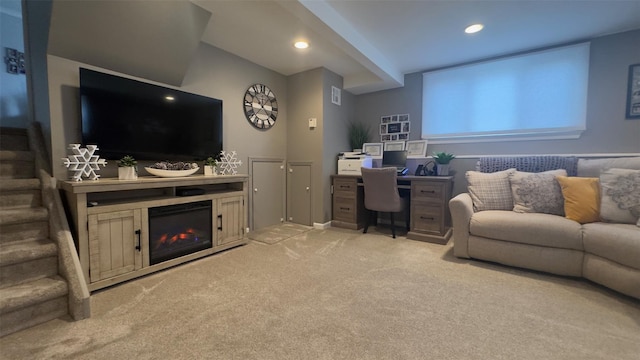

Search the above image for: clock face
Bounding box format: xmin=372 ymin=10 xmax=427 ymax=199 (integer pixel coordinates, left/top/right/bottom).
xmin=244 ymin=84 xmax=278 ymax=130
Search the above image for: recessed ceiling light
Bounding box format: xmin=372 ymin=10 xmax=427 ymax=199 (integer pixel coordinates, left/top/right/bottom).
xmin=165 ymin=96 xmax=175 ymax=101
xmin=465 ymin=24 xmax=484 ymax=34
xmin=294 ymin=41 xmax=309 ymax=49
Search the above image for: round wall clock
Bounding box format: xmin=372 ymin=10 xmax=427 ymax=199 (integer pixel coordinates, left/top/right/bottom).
xmin=243 ymin=84 xmax=278 ymax=130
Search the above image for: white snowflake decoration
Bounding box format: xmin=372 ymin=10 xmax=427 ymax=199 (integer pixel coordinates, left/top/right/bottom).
xmin=218 ymin=150 xmax=242 ymax=175
xmin=62 ymin=144 xmax=107 ymax=181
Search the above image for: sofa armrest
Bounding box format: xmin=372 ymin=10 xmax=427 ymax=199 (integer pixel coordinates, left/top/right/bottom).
xmin=449 ymin=193 xmax=474 ymax=258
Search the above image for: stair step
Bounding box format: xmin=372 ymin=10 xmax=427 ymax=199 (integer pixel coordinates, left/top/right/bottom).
xmin=0 ymin=151 xmax=34 ymax=162
xmin=0 ymin=239 xmax=57 ymax=266
xmin=0 ymin=240 xmax=58 ymax=289
xmin=0 ymin=207 xmax=48 ymax=226
xmin=0 ymin=179 xmax=42 ymax=208
xmin=0 ymin=221 xmax=49 ymax=244
xmin=0 ymin=128 xmax=29 ymax=151
xmin=0 ymin=277 xmax=68 ymax=337
xmin=0 ymin=178 xmax=40 ymax=191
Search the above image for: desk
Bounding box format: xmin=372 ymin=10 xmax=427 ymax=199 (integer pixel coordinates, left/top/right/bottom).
xmin=331 ymin=174 xmax=454 ymax=244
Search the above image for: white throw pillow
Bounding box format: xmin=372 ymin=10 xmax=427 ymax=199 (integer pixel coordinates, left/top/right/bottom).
xmin=599 ymin=168 xmax=640 ymax=224
xmin=466 ymin=168 xmax=516 ymax=212
xmin=509 ymin=169 xmax=567 ymax=215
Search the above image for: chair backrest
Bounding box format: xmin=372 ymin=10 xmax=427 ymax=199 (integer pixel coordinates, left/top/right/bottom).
xmin=361 ymin=167 xmax=403 ymax=212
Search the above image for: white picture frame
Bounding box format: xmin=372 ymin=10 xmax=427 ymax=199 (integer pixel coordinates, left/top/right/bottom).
xmin=362 ymin=142 xmax=383 ymax=159
xmin=406 ymin=140 xmax=428 ymax=158
xmin=384 ymin=141 xmax=405 ymax=151
xmin=331 ymin=86 xmax=341 ymax=106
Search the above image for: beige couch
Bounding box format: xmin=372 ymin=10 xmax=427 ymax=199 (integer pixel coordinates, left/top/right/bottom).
xmin=450 ymin=156 xmax=640 ymax=300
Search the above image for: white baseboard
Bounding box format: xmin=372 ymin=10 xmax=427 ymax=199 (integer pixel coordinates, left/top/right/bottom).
xmin=314 ymin=221 xmax=331 ymax=229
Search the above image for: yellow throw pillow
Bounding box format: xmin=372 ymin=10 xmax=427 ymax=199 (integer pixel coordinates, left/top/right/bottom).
xmin=556 ymin=176 xmax=600 ymax=224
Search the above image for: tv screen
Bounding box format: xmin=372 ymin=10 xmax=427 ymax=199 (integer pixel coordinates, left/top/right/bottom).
xmin=80 ymin=68 xmax=222 ymax=161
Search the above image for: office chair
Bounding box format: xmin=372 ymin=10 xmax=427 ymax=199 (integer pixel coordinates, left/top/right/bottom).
xmin=361 ymin=167 xmax=409 ymax=238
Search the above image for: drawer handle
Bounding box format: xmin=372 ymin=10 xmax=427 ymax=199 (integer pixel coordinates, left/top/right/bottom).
xmin=420 ymin=216 xmax=435 ymax=220
xmin=340 ymin=185 xmax=350 ymax=189
xmin=340 ymin=207 xmax=351 ymax=211
xmin=421 ymin=190 xmax=436 ymax=194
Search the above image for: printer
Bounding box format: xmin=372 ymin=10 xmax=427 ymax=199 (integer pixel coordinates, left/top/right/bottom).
xmin=337 ymin=152 xmax=373 ymax=175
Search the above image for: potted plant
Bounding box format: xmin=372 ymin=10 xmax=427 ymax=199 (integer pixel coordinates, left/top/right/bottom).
xmin=348 ymin=122 xmax=370 ymax=152
xmin=432 ymin=152 xmax=455 ymax=176
xmin=117 ymin=155 xmax=138 ymax=180
xmin=203 ymin=157 xmax=218 ymax=176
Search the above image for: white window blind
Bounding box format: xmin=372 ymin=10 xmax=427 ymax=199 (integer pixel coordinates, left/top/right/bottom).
xmin=422 ymin=43 xmax=590 ymax=143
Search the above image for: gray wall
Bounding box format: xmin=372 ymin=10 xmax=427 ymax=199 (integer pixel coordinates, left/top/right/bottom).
xmin=46 ymin=44 xmax=288 ymax=180
xmin=355 ymin=29 xmax=640 ymax=196
xmin=0 ymin=2 xmax=28 ymax=128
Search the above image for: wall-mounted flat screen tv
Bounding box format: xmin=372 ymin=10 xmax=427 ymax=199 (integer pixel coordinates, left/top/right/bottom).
xmin=80 ymin=68 xmax=222 ymax=161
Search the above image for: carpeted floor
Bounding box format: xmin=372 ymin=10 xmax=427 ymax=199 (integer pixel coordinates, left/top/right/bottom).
xmin=247 ymin=222 xmax=313 ymax=244
xmin=1 ymin=226 xmax=639 ymax=359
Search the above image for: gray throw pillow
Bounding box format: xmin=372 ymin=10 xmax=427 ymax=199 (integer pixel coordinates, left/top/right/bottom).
xmin=509 ymin=169 xmax=567 ymax=215
xmin=466 ymin=168 xmax=516 ymax=211
xmin=599 ymin=168 xmax=640 ymax=225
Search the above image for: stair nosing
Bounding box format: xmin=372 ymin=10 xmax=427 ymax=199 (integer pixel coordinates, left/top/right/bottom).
xmin=0 ymin=276 xmax=68 ymax=315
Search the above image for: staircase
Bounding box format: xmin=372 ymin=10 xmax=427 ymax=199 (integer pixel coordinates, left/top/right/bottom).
xmin=0 ymin=127 xmax=74 ymax=337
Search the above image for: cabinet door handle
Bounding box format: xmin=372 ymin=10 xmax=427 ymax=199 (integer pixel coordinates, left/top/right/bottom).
xmin=421 ymin=190 xmax=436 ymax=194
xmin=217 ymin=214 xmax=223 ymax=231
xmin=135 ymin=229 xmax=141 ymax=251
xmin=420 ymin=216 xmax=435 ymax=221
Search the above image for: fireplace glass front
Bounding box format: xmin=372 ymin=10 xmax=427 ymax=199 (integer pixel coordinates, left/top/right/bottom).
xmin=148 ymin=200 xmax=213 ymax=265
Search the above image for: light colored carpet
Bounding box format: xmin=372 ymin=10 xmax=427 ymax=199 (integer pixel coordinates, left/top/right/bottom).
xmin=1 ymin=227 xmax=639 ymax=360
xmin=247 ymin=222 xmax=312 ymax=244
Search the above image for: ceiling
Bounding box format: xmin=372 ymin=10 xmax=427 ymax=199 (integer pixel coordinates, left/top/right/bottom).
xmin=193 ymin=0 xmax=640 ymax=94
xmin=7 ymin=0 xmax=640 ymax=95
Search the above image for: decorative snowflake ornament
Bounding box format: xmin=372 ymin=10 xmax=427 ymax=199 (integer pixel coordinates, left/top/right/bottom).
xmin=62 ymin=144 xmax=107 ymax=181
xmin=218 ymin=150 xmax=242 ymax=175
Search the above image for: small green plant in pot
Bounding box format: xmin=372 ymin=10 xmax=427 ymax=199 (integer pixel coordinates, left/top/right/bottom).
xmin=432 ymin=152 xmax=455 ymax=176
xmin=348 ymin=122 xmax=370 ymax=151
xmin=117 ymin=155 xmax=138 ymax=180
xmin=203 ymin=156 xmax=218 ymax=176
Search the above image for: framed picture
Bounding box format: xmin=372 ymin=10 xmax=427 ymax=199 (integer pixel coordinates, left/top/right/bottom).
xmin=626 ymin=63 xmax=640 ymax=119
xmin=384 ymin=141 xmax=405 ymax=151
xmin=387 ymin=122 xmax=402 ymax=134
xmin=398 ymin=114 xmax=409 ymax=122
xmin=362 ymin=143 xmax=383 ymax=159
xmin=331 ymin=86 xmax=341 ymax=106
xmin=381 ymin=116 xmax=392 ymax=123
xmin=381 ymin=134 xmax=391 ymax=141
xmin=405 ymin=140 xmax=428 ymax=158
xmin=398 ymin=133 xmax=408 ymax=140
xmin=391 ymin=115 xmax=399 ymax=122
xmin=401 ymin=121 xmax=410 ymax=133
xmin=380 ymin=124 xmax=387 ymax=135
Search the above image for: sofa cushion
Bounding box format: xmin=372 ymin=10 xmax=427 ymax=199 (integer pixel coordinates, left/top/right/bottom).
xmin=582 ymin=223 xmax=640 ymax=270
xmin=509 ymin=169 xmax=566 ymax=215
xmin=466 ymin=168 xmax=516 ymax=211
xmin=555 ymin=176 xmax=600 ymax=224
xmin=577 ymin=156 xmax=640 ymax=177
xmin=470 ymin=211 xmax=583 ymax=250
xmin=599 ymin=168 xmax=640 ymax=225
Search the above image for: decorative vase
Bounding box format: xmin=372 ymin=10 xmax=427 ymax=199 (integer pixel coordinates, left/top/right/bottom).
xmin=118 ymin=166 xmax=137 ymax=180
xmin=436 ymin=163 xmax=450 ymax=176
xmin=204 ymin=165 xmax=217 ymax=176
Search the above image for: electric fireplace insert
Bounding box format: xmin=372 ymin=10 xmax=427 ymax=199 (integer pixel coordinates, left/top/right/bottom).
xmin=148 ymin=200 xmax=213 ymax=265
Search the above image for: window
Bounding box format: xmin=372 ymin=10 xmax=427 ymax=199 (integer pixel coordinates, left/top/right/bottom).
xmin=422 ymin=43 xmax=590 ymax=143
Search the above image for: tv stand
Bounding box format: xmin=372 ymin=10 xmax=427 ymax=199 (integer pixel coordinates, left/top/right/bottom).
xmin=59 ymin=175 xmax=248 ymax=291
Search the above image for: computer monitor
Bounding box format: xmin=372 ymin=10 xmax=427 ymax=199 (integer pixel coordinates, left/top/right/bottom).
xmin=382 ymin=150 xmax=407 ymax=168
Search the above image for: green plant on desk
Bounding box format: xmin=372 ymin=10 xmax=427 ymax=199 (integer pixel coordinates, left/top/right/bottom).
xmin=432 ymin=152 xmax=455 ymax=164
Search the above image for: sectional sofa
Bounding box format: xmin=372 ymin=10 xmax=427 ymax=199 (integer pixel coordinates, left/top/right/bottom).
xmin=450 ymin=156 xmax=640 ymax=300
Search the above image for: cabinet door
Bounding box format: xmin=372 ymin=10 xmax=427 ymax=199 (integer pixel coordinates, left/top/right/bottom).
xmin=88 ymin=209 xmax=142 ymax=282
xmin=217 ymin=196 xmax=244 ymax=246
xmin=287 ymin=163 xmax=312 ymax=225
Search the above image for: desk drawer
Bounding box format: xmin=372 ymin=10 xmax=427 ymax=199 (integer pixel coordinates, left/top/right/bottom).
xmin=412 ymin=204 xmax=443 ymax=234
xmin=333 ymin=197 xmax=357 ymax=222
xmin=333 ymin=178 xmax=358 ymax=195
xmin=412 ymin=183 xmax=445 ymax=203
